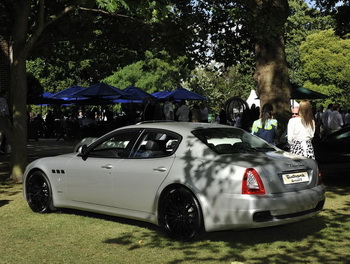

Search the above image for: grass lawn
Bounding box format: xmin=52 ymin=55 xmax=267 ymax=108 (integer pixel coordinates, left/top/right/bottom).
xmin=1 ymin=179 xmax=350 ymax=264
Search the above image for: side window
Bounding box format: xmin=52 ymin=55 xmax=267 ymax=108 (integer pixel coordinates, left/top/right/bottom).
xmin=89 ymin=131 xmax=138 ymax=158
xmin=131 ymin=130 xmax=180 ymax=158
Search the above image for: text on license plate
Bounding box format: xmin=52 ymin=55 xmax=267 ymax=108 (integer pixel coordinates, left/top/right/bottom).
xmin=282 ymin=171 xmax=309 ymax=184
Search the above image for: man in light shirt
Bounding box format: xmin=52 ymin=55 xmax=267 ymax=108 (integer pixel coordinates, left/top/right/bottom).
xmin=164 ymin=96 xmax=175 ymax=120
xmin=328 ymin=104 xmax=343 ymax=133
xmin=176 ymin=100 xmax=190 ymax=122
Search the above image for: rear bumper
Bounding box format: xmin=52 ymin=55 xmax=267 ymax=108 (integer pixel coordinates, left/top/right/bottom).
xmin=199 ymin=185 xmax=326 ymax=232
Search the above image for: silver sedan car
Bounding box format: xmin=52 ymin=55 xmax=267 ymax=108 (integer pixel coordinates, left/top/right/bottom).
xmin=23 ymin=122 xmax=325 ymax=240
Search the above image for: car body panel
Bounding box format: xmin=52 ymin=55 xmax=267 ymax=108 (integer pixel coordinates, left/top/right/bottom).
xmin=23 ymin=122 xmax=325 ymax=234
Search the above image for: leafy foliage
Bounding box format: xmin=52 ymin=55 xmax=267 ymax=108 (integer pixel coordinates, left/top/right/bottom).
xmin=314 ymin=0 xmax=350 ymax=36
xmin=183 ymin=63 xmax=255 ymax=114
xmin=27 ymin=58 xmax=91 ymax=93
xmin=285 ymin=0 xmax=334 ymax=84
xmin=103 ymin=51 xmax=190 ymax=93
xmin=300 ymin=29 xmax=350 ymax=108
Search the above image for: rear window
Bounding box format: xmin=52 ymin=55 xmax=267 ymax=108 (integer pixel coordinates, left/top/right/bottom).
xmin=192 ymin=128 xmax=276 ymax=154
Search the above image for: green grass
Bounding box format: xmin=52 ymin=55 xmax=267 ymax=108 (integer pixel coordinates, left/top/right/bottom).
xmin=1 ymin=180 xmax=350 ymax=264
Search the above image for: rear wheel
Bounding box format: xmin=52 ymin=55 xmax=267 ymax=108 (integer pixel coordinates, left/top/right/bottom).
xmin=26 ymin=171 xmax=54 ymax=213
xmin=159 ymin=187 xmax=202 ymax=241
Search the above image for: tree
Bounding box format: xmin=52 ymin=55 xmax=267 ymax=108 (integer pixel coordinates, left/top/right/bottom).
xmin=236 ymin=0 xmax=292 ymax=134
xmin=285 ymin=0 xmax=334 ymax=84
xmin=314 ymin=0 xmax=350 ymax=36
xmin=5 ymin=0 xmax=157 ymax=182
xmin=300 ymin=29 xmax=350 ymax=108
xmin=169 ymin=0 xmax=292 ymax=135
xmin=5 ymin=0 xmax=314 ymax=182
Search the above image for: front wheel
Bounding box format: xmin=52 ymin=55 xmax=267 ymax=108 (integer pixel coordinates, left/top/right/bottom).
xmin=159 ymin=188 xmax=203 ymax=241
xmin=26 ymin=171 xmax=55 ymax=213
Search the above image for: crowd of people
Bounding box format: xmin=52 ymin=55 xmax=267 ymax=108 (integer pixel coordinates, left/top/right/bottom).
xmin=24 ymin=97 xmax=210 ymax=143
xmin=2 ymin=88 xmax=349 ymax=161
xmin=251 ymin=100 xmax=350 ymax=159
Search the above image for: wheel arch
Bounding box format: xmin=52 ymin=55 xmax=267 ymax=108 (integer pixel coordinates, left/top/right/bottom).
xmin=24 ymin=168 xmax=57 ymax=211
xmin=156 ymin=183 xmax=206 ymax=227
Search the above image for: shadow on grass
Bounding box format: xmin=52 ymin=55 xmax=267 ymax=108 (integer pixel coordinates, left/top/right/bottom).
xmin=0 ymin=199 xmax=11 ymax=207
xmin=3 ymin=167 xmax=349 ymax=263
xmin=49 ymin=183 xmax=350 ymax=264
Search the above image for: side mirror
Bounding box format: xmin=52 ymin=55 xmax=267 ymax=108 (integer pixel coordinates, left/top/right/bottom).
xmin=79 ymin=144 xmax=89 ymax=161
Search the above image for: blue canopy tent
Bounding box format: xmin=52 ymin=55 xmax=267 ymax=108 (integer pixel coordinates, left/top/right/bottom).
xmin=114 ymin=86 xmax=155 ymax=103
xmin=152 ymin=90 xmax=170 ymax=99
xmin=27 ymin=92 xmax=65 ymax=105
xmin=50 ymin=85 xmax=86 ymax=100
xmin=153 ymin=87 xmax=207 ymax=101
xmin=71 ymin=83 xmax=131 ymax=100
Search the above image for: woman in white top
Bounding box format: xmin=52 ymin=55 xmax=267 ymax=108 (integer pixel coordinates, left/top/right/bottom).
xmin=287 ymin=100 xmax=315 ymax=159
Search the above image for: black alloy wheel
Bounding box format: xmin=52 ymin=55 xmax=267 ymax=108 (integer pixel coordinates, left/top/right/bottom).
xmin=26 ymin=171 xmax=54 ymax=213
xmin=159 ymin=187 xmax=202 ymax=241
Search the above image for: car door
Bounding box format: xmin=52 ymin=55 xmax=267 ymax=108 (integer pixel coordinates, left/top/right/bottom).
xmin=112 ymin=129 xmax=180 ymax=213
xmin=66 ymin=129 xmax=140 ymax=207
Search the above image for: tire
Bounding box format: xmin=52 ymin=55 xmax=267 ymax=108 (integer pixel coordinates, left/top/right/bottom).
xmin=159 ymin=187 xmax=203 ymax=241
xmin=26 ymin=171 xmax=55 ymax=213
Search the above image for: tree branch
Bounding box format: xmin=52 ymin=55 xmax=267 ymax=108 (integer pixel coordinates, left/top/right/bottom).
xmin=78 ymin=6 xmax=133 ymax=19
xmin=25 ymin=2 xmax=133 ymax=57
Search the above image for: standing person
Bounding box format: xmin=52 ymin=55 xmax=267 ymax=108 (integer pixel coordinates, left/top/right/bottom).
xmin=45 ymin=110 xmax=55 ymax=138
xmin=152 ymin=98 xmax=163 ymax=120
xmin=234 ymin=113 xmax=242 ymax=128
xmin=314 ymin=106 xmax=324 ymax=139
xmin=0 ymin=92 xmax=11 ymax=153
xmin=291 ymin=106 xmax=299 ymax=118
xmin=251 ymin=103 xmax=278 ymax=144
xmin=142 ymin=97 xmax=156 ymax=121
xmin=322 ymin=103 xmax=333 ymax=137
xmin=163 ymin=96 xmax=175 ymax=121
xmin=176 ymin=100 xmax=190 ymax=122
xmin=344 ymin=109 xmax=350 ymax=126
xmin=199 ymin=102 xmax=208 ymax=122
xmin=328 ymin=104 xmax=343 ymax=133
xmin=191 ymin=103 xmax=201 ymax=122
xmin=287 ymin=100 xmax=315 ymax=159
xmin=219 ymin=104 xmax=227 ymax=125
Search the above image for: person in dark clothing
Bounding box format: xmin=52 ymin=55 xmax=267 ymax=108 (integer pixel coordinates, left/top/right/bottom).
xmin=219 ymin=104 xmax=227 ymax=125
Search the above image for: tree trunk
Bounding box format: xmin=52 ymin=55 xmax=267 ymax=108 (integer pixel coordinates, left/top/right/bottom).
xmin=10 ymin=55 xmax=28 ymax=183
xmin=254 ymin=35 xmax=291 ymax=140
xmin=251 ymin=0 xmax=291 ymax=141
xmin=10 ymin=0 xmax=31 ymax=183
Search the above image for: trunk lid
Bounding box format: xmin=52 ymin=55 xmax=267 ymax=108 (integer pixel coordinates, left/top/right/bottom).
xmin=215 ymin=150 xmax=320 ymax=194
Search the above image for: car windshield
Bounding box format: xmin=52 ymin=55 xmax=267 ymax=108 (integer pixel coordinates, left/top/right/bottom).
xmin=192 ymin=128 xmax=276 ymax=154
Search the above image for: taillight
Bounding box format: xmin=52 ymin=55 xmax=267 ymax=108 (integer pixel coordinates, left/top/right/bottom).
xmin=317 ymin=172 xmax=323 ymax=185
xmin=242 ymin=168 xmax=265 ymax=194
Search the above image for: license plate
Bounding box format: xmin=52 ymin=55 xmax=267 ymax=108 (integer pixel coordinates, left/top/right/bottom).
xmin=282 ymin=171 xmax=309 ymax=184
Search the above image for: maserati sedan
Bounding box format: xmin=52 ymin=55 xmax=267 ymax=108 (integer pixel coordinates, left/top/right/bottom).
xmin=23 ymin=122 xmax=325 ymax=240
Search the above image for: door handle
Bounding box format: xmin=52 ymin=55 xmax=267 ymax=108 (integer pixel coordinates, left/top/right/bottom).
xmin=101 ymin=164 xmax=113 ymax=169
xmin=153 ymin=166 xmax=167 ymax=172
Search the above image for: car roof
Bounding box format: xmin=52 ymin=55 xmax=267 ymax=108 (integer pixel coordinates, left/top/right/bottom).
xmin=117 ymin=121 xmax=233 ymax=134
